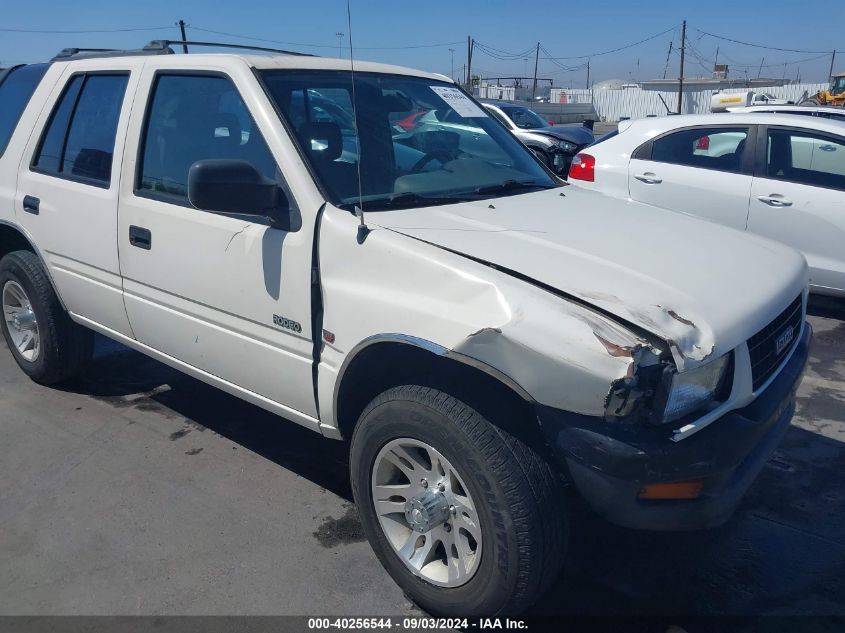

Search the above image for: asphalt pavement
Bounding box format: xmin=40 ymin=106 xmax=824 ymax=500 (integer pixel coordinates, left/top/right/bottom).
xmin=1 ymin=299 xmax=844 ymax=619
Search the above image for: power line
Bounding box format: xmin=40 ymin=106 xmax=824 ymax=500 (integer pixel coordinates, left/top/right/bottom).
xmin=0 ymin=26 xmax=172 ymax=33
xmin=539 ymin=44 xmax=586 ymax=71
xmin=695 ymin=29 xmax=830 ymax=54
xmin=189 ymin=26 xmax=461 ymax=50
xmin=539 ymin=27 xmax=676 ymax=60
xmin=473 ymin=41 xmax=536 ymax=61
xmin=686 ymin=38 xmax=828 ymax=71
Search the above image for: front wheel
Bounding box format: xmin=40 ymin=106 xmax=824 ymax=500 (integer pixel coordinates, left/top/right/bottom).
xmin=350 ymin=385 xmax=567 ymax=616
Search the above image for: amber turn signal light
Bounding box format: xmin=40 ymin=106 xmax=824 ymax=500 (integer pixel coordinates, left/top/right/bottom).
xmin=638 ymin=480 xmax=703 ymax=500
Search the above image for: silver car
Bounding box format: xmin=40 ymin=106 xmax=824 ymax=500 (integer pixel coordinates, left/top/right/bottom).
xmin=481 ymin=99 xmax=594 ymax=175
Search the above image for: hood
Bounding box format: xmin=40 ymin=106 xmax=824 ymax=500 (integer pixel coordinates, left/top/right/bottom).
xmin=373 ymin=187 xmax=807 ymax=370
xmin=524 ymin=125 xmax=594 ymax=146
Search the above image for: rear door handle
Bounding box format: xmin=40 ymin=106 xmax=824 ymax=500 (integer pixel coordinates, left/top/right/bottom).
xmin=129 ymin=225 xmax=152 ymax=250
xmin=757 ymin=194 xmax=792 ymax=207
xmin=634 ymin=173 xmax=662 ymax=184
xmin=22 ymin=195 xmax=40 ymax=215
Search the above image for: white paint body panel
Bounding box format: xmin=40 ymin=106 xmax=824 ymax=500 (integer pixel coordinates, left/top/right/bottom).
xmin=316 ymin=204 xmax=646 ymax=418
xmin=14 ymin=58 xmax=146 ymax=337
xmin=372 ymin=186 xmax=806 ymax=371
xmin=116 ymin=57 xmax=321 ymax=421
xmin=749 ymin=175 xmax=845 ymax=294
xmin=627 ymin=158 xmax=753 ymax=230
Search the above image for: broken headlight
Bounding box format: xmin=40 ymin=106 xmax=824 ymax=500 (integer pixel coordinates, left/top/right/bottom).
xmin=555 ymin=139 xmax=577 ymax=153
xmin=656 ymin=354 xmax=732 ymax=424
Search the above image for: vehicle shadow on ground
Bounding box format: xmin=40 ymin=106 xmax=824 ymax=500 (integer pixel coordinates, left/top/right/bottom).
xmin=59 ymin=336 xmax=353 ymax=499
xmin=58 ymin=335 xmax=845 ymax=618
xmin=807 ymin=294 xmax=845 ymax=320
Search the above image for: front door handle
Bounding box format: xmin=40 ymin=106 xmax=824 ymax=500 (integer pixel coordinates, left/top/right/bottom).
xmin=129 ymin=225 xmax=152 ymax=250
xmin=22 ymin=195 xmax=40 ymax=215
xmin=757 ymin=194 xmax=793 ymax=207
xmin=634 ymin=172 xmax=662 ymax=184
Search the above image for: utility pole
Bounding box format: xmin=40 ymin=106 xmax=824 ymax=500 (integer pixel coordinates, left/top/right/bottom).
xmin=448 ymin=48 xmax=455 ymax=82
xmin=829 ymin=50 xmax=837 ymax=81
xmin=531 ymin=42 xmax=539 ymax=101
xmin=466 ymin=36 xmax=474 ymax=91
xmin=757 ymin=57 xmax=765 ymax=79
xmin=177 ymin=20 xmax=188 ymax=54
xmin=586 ymin=58 xmax=591 ymax=90
xmin=336 ymin=32 xmax=344 ymax=57
xmin=677 ymin=19 xmax=686 ymax=114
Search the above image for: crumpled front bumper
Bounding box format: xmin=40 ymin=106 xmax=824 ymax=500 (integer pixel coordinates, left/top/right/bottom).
xmin=536 ymin=323 xmax=812 ymax=531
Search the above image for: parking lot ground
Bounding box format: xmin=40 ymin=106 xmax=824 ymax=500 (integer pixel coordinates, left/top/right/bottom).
xmin=1 ymin=302 xmax=844 ymax=618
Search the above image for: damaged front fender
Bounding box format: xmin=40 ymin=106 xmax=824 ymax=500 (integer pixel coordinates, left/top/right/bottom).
xmin=449 ymin=285 xmax=670 ymax=419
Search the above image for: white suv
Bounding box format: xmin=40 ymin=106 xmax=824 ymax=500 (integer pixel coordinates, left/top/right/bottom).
xmin=0 ymin=43 xmax=811 ymax=616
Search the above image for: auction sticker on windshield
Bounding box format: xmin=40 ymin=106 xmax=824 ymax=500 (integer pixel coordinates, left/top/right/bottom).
xmin=430 ymin=86 xmax=487 ymax=118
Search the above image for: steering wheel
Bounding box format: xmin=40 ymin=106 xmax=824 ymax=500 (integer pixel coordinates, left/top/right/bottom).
xmin=410 ymin=149 xmax=457 ymax=173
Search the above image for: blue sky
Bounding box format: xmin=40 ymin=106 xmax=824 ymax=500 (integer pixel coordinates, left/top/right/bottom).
xmin=1 ymin=0 xmax=840 ymax=85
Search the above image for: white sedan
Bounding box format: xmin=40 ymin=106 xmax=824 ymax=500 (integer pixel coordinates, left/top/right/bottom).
xmin=570 ymin=113 xmax=845 ymax=297
xmin=727 ymin=104 xmax=845 ymax=122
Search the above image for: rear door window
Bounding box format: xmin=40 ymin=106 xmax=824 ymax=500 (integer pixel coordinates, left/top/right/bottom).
xmin=0 ymin=64 xmax=49 ymax=157
xmin=32 ymin=73 xmax=129 ymax=186
xmin=648 ymin=127 xmax=749 ymax=174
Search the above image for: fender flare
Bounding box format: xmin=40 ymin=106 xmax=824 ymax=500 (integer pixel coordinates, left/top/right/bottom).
xmin=332 ymin=332 xmax=536 ymax=427
xmin=0 ymin=220 xmax=68 ymax=311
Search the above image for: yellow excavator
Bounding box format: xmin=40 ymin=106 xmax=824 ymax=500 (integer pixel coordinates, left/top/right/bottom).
xmin=800 ymin=72 xmax=845 ymax=107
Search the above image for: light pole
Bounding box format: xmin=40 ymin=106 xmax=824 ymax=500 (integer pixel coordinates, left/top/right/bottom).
xmin=448 ymin=48 xmax=455 ymax=81
xmin=335 ymin=32 xmax=345 ymax=57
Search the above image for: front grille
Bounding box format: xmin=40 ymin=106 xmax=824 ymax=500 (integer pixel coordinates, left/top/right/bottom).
xmin=748 ymin=294 xmax=803 ymax=391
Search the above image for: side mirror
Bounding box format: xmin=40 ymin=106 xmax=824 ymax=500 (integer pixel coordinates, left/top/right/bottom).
xmin=188 ymin=159 xmax=293 ymax=230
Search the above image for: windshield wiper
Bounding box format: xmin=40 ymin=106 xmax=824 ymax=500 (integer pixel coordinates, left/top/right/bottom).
xmin=341 ymin=182 xmax=556 ymax=212
xmin=355 ymin=191 xmax=468 ymax=211
xmin=473 ymin=180 xmax=555 ymax=195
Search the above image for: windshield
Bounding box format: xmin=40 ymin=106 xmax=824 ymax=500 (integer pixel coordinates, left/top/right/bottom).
xmin=259 ymin=71 xmax=556 ymax=210
xmin=499 ymin=105 xmax=550 ymax=130
xmin=831 ymin=76 xmax=845 ymax=94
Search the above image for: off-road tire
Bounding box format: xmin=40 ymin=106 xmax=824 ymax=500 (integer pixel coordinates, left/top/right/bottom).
xmin=0 ymin=250 xmax=93 ymax=384
xmin=350 ymin=385 xmax=567 ymax=616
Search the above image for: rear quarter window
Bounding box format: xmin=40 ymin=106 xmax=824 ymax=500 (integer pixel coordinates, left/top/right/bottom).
xmin=0 ymin=64 xmax=49 ymax=158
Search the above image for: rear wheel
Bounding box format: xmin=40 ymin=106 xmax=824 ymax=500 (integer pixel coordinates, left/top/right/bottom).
xmin=0 ymin=250 xmax=92 ymax=384
xmin=350 ymin=385 xmax=567 ymax=616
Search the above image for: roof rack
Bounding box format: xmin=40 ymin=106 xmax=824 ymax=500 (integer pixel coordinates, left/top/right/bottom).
xmin=151 ymin=39 xmax=315 ymax=57
xmin=52 ymin=42 xmax=175 ymax=62
xmin=51 ymin=39 xmax=313 ymax=63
